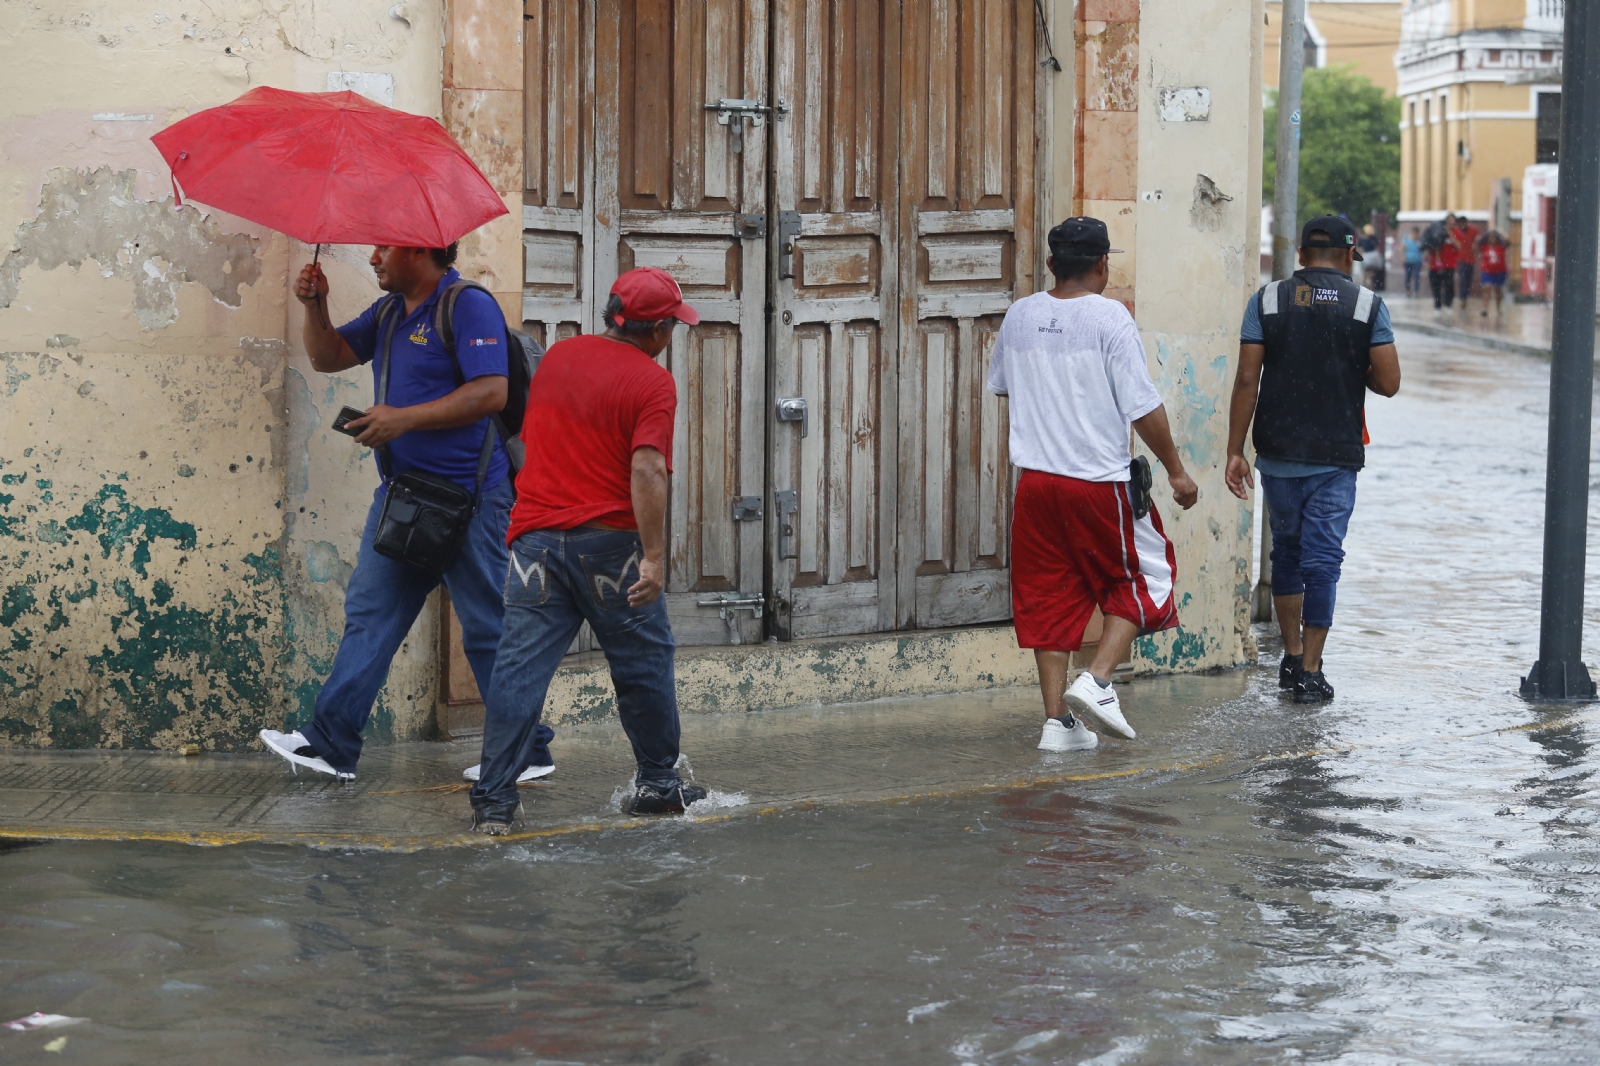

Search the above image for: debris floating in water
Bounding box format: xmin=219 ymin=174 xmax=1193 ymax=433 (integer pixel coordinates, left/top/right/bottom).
xmin=3 ymin=1014 xmax=82 ymax=1032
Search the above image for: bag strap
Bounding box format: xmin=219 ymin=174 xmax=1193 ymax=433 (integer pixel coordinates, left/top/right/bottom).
xmin=374 ymin=293 xmax=405 ymax=482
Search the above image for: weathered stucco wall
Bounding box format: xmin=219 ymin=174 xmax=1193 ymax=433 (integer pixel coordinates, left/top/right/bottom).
xmin=0 ymin=1 xmax=447 ymax=749
xmin=1130 ymin=0 xmax=1265 ymax=673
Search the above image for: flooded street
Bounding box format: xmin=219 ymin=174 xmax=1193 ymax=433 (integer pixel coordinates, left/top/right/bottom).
xmin=5 ymin=329 xmax=1600 ymax=1064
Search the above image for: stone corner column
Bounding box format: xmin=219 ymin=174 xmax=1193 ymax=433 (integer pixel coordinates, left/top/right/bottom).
xmin=443 ymin=0 xmax=524 ymax=329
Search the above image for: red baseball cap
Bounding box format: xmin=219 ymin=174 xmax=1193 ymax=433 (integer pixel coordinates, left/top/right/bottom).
xmin=609 ymin=267 xmax=700 ymax=325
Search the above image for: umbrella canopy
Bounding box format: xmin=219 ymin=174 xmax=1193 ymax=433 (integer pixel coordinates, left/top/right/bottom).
xmin=151 ymin=87 xmax=508 ymax=248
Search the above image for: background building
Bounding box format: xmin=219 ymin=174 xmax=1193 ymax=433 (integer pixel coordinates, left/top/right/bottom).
xmin=1396 ymin=0 xmax=1563 ymax=283
xmin=0 ymin=0 xmax=1265 ymax=752
xmin=1264 ymin=0 xmax=1403 ymax=95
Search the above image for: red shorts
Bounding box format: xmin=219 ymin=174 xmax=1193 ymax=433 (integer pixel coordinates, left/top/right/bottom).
xmin=1010 ymin=469 xmax=1180 ymax=651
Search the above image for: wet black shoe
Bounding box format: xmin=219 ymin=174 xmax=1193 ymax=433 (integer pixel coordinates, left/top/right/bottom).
xmin=623 ymin=781 xmax=709 ymax=816
xmin=1294 ymin=669 xmax=1335 ymax=703
xmin=1278 ymin=654 xmax=1304 ymax=689
xmin=469 ymin=802 xmax=521 ymax=835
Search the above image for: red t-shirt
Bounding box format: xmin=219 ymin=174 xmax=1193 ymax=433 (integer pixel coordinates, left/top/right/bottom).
xmin=506 ymin=335 xmax=677 ymax=538
xmin=1480 ymin=242 xmax=1507 ymax=273
xmin=1453 ymin=225 xmax=1479 ymax=265
xmin=1437 ymin=241 xmax=1460 ymax=270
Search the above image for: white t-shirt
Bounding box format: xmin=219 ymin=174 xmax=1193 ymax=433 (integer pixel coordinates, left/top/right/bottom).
xmin=986 ymin=291 xmax=1163 ymax=483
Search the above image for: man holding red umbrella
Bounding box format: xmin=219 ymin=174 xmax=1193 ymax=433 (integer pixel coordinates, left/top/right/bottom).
xmin=257 ymin=244 xmax=553 ymax=781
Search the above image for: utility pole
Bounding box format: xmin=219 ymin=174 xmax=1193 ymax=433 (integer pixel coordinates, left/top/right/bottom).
xmin=1522 ymin=0 xmax=1600 ymax=700
xmin=1255 ymin=0 xmax=1307 ymax=623
xmin=1271 ymin=0 xmax=1305 ymax=284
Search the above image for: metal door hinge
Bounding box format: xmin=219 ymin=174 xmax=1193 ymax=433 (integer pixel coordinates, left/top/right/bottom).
xmin=735 ymin=212 xmax=767 ymax=239
xmin=775 ymin=489 xmax=799 ymax=561
xmin=730 ymin=495 xmax=763 ymax=522
xmin=777 ymin=210 xmax=802 ymax=278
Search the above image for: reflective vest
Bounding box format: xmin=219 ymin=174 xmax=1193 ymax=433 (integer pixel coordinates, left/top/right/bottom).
xmin=1254 ymin=268 xmax=1379 ymax=470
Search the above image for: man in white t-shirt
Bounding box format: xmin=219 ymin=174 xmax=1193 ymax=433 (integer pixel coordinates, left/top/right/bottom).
xmin=987 ymin=217 xmax=1199 ymax=753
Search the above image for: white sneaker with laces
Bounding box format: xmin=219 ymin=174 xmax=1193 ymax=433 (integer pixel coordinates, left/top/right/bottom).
xmin=1063 ymin=672 xmax=1137 ymax=739
xmin=258 ymin=729 xmax=354 ymax=781
xmin=1038 ymin=716 xmax=1098 ymax=752
xmin=461 ymin=763 xmax=556 ymax=784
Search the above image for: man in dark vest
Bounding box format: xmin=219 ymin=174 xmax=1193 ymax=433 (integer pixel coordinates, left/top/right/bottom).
xmin=1224 ymin=217 xmax=1402 ymax=702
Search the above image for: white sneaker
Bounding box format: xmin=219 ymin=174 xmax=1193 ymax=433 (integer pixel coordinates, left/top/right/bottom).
xmin=1063 ymin=672 xmax=1137 ymax=739
xmin=461 ymin=762 xmax=556 ymax=783
xmin=258 ymin=729 xmax=354 ymax=781
xmin=1038 ymin=716 xmax=1099 ymax=752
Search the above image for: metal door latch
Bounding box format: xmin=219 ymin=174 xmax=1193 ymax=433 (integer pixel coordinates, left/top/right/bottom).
xmin=776 ymin=396 xmax=808 ymax=439
xmin=734 ymin=213 xmax=767 ymax=239
xmin=730 ymin=495 xmax=763 ymax=522
xmin=703 ymin=98 xmax=788 ymax=154
xmin=777 ymin=210 xmax=802 ymax=278
xmin=696 ymin=592 xmax=765 ymax=645
xmin=775 ymin=489 xmax=799 ymax=560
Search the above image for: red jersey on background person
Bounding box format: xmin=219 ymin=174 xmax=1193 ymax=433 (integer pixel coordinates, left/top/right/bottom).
xmin=470 ymin=267 xmax=715 ymax=832
xmin=1478 ymin=230 xmax=1509 ymax=321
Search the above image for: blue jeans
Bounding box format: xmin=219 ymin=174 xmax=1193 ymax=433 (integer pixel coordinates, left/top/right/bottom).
xmin=300 ymin=478 xmax=554 ymax=773
xmin=1261 ymin=468 xmax=1358 ymax=630
xmin=1404 ymin=261 xmax=1422 ymax=294
xmin=470 ymin=528 xmax=681 ymax=818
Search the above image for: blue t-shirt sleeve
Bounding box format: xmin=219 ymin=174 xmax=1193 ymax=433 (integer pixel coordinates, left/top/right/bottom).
xmin=337 ymin=298 xmax=383 ymax=365
xmin=449 ymin=288 xmax=510 ymax=380
xmin=1240 ymin=290 xmax=1264 ymax=343
xmin=1371 ymin=300 xmax=1394 ymax=345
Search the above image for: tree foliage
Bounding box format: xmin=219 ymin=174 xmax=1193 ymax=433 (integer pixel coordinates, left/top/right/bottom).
xmin=1265 ymin=65 xmax=1401 ymax=225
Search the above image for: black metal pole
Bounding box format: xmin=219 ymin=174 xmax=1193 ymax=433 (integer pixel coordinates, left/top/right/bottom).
xmin=1523 ymin=0 xmax=1600 ymax=700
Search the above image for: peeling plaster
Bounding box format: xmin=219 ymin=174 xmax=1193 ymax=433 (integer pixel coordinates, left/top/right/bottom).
xmin=0 ymin=167 xmax=261 ymax=329
xmin=1190 ymin=173 xmax=1235 ymax=233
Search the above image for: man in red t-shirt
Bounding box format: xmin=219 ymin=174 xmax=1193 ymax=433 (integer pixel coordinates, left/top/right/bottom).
xmin=469 ymin=268 xmax=709 ymax=830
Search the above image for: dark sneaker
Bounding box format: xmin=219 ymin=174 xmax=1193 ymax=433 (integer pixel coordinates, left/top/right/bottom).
xmin=623 ymin=781 xmax=709 ymax=816
xmin=469 ymin=802 xmax=521 ymax=836
xmin=1294 ymin=669 xmax=1335 ymax=703
xmin=1278 ymin=654 xmax=1304 ymax=689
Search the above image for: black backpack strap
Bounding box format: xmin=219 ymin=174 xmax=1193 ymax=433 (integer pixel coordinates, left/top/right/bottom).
xmin=431 ymin=279 xmax=502 ymax=502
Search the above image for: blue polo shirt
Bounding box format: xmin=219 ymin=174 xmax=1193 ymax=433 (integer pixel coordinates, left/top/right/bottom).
xmin=338 ymin=269 xmax=510 ymax=491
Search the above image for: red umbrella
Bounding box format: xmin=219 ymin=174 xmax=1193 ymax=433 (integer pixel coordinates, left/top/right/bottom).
xmin=150 ymin=86 xmax=508 ymax=249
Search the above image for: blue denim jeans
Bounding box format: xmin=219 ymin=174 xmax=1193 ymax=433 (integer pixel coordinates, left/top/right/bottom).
xmin=470 ymin=528 xmax=681 ymax=818
xmin=300 ymin=478 xmax=554 ymax=773
xmin=1261 ymin=468 xmax=1358 ymax=630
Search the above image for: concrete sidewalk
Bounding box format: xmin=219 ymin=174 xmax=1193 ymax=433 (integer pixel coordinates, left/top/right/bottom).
xmin=1385 ymin=290 xmax=1564 ymax=358
xmin=0 ymin=673 xmax=1263 ymax=850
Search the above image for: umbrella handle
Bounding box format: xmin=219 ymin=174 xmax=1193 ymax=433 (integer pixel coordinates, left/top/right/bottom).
xmin=311 ymin=243 xmax=332 ymax=331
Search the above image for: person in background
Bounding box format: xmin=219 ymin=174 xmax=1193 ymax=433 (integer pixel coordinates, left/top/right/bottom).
xmin=1358 ymin=224 xmax=1385 ymax=291
xmin=1225 ymin=217 xmax=1402 ymax=703
xmin=986 ymin=217 xmax=1199 ymax=753
xmin=1452 ymin=215 xmax=1480 ymax=307
xmin=1426 ymin=214 xmax=1458 ymax=310
xmin=1478 ymin=230 xmax=1509 ymax=322
xmin=1403 ymin=227 xmax=1423 ymax=297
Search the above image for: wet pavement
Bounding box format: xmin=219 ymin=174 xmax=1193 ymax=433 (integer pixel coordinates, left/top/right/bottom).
xmin=5 ymin=329 xmax=1600 ymax=1064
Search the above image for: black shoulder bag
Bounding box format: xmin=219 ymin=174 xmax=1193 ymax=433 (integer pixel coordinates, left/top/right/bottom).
xmin=370 ymin=297 xmax=496 ymax=576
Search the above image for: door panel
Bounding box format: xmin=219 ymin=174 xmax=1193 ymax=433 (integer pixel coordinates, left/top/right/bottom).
xmin=598 ymin=0 xmax=769 ymax=646
xmin=897 ymin=0 xmax=1035 ymax=629
xmin=770 ymin=0 xmax=900 ymax=639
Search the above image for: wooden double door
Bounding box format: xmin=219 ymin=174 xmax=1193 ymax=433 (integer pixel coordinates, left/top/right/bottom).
xmin=520 ymin=0 xmax=1041 ymax=649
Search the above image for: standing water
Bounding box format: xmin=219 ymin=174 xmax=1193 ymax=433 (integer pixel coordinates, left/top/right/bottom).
xmin=4 ymin=331 xmax=1600 ymax=1064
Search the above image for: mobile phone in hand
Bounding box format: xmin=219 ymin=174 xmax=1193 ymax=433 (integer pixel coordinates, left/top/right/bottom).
xmin=332 ymin=406 xmax=368 ymax=436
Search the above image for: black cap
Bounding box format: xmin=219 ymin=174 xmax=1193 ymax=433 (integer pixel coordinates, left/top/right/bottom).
xmin=1299 ymin=215 xmax=1364 ymax=261
xmin=1048 ymin=216 xmax=1123 ymax=259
